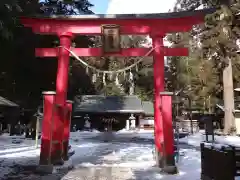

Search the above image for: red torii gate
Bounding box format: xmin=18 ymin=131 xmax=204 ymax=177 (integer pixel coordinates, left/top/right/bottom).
xmin=20 ymin=9 xmax=211 ymax=172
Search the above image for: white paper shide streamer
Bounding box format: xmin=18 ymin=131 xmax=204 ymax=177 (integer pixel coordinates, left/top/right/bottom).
xmin=58 ymin=46 xmax=156 ymax=86
xmin=92 ymin=73 xmax=97 ymax=83
xmin=115 ymin=73 xmax=119 ymax=86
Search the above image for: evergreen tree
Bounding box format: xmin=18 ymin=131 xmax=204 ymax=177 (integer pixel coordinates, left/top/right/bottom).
xmin=39 ymin=0 xmax=93 ymax=15
xmin=166 ymin=1 xmax=222 ymax=113
xmin=174 ymin=0 xmax=240 ymax=133
xmin=0 ymin=0 xmax=95 ymax=109
xmin=202 ymin=2 xmax=240 ymax=134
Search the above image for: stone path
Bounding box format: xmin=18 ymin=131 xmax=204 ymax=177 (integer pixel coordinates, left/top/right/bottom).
xmin=62 ymin=166 xmax=135 ymax=180
xmin=2 ymin=135 xmax=155 ymax=180
xmin=2 ymin=133 xmax=189 ymax=180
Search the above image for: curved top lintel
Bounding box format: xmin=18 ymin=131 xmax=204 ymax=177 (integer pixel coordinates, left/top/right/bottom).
xmin=21 ymin=8 xmax=215 ymax=21
xmin=20 ymin=8 xmax=215 ymax=35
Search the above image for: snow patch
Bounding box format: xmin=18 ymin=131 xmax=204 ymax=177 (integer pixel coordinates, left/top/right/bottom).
xmin=1 ymin=130 xmax=240 ymax=179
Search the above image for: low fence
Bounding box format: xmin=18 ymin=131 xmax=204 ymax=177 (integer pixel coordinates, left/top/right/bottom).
xmin=200 ymin=143 xmax=240 ymax=180
xmin=176 ymin=119 xmax=199 ymax=133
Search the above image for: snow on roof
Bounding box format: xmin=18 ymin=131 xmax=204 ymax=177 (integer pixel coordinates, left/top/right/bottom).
xmin=216 ymin=103 xmax=240 ymax=113
xmin=142 ymin=101 xmax=154 ymax=116
xmin=0 ymin=96 xmax=19 ymax=107
xmin=74 ymin=95 xmax=144 ymax=114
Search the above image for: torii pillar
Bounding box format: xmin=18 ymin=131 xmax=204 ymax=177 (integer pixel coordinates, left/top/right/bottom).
xmin=51 ymin=32 xmax=73 ymax=163
xmin=151 ymin=34 xmax=165 ymax=167
xmin=39 ymin=32 xmax=74 ymax=165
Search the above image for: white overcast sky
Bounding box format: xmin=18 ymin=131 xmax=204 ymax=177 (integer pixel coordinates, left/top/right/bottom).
xmin=107 ymin=0 xmax=177 ymax=14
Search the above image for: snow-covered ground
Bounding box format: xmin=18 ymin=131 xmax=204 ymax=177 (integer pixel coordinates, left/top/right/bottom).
xmin=179 ymin=130 xmax=240 ymax=147
xmin=0 ymin=130 xmax=240 ymax=180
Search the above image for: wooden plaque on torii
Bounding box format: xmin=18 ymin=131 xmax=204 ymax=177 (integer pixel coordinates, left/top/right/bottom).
xmin=101 ymin=24 xmax=121 ymax=53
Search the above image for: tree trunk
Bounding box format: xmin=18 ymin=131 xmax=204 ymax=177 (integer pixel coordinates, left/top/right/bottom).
xmin=223 ymin=57 xmax=235 ymax=134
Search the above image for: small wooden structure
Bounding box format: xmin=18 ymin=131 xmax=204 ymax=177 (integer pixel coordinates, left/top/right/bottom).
xmin=140 ymin=101 xmax=154 ymax=129
xmin=200 ymin=143 xmax=238 ymax=179
xmin=0 ymin=96 xmax=20 ymax=133
xmin=233 ymin=110 xmax=240 ymax=135
xmin=73 ymin=95 xmax=144 ymax=131
xmin=216 ymin=102 xmax=240 ymax=133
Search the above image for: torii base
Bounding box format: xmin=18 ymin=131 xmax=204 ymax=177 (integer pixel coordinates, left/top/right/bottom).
xmin=157 ymin=92 xmax=178 ymax=174
xmin=155 ymin=149 xmax=178 ymax=174
xmin=161 ymin=156 xmax=178 ymax=174
xmin=155 ymin=148 xmax=164 ymax=168
xmin=36 ymin=165 xmax=54 ymax=174
xmin=62 ymin=101 xmax=73 ymax=161
xmin=39 ymin=91 xmax=66 ymax=166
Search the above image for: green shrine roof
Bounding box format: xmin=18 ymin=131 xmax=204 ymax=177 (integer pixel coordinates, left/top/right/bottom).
xmin=74 ymin=95 xmax=144 ymax=114
xmin=142 ymin=101 xmax=154 ymax=116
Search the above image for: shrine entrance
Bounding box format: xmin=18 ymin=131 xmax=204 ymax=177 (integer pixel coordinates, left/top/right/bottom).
xmin=20 ymin=9 xmax=212 ymax=173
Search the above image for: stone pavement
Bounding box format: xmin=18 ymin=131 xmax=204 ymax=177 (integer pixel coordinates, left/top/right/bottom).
xmin=2 ymin=135 xmax=156 ymax=180
xmin=3 ymin=132 xmax=190 ymax=180
xmin=61 ymin=166 xmax=135 ymax=180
